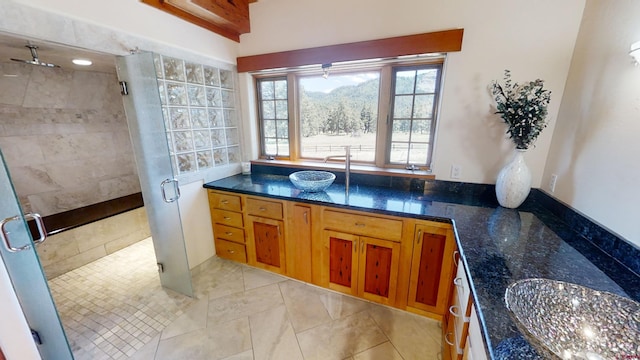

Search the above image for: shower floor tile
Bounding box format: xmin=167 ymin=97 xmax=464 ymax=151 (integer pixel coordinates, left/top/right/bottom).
xmin=49 ymin=238 xmax=443 ymax=360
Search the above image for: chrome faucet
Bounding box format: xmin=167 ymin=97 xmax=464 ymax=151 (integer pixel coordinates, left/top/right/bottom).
xmin=324 ymin=145 xmax=351 ymax=195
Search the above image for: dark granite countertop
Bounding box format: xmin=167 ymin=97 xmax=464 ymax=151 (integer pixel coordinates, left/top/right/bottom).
xmin=204 ymin=173 xmax=640 ymax=359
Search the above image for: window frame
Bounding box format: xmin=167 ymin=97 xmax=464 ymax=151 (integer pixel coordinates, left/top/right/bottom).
xmin=255 ymin=76 xmax=290 ymax=159
xmin=254 ymin=57 xmax=445 ymax=171
xmin=387 ymin=63 xmax=444 ymax=168
xmin=297 ymin=67 xmax=383 ymax=164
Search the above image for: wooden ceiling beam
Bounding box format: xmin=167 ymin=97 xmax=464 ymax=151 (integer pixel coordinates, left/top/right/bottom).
xmin=141 ymin=0 xmax=257 ymax=42
xmin=236 ymin=29 xmax=464 ymax=72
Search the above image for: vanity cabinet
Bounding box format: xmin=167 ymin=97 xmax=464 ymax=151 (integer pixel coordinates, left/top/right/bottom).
xmin=407 ymin=222 xmax=457 ymax=316
xmin=246 ymin=197 xmax=286 ymax=274
xmin=443 ymin=258 xmax=488 ymax=360
xmin=321 ymin=209 xmax=402 ymax=306
xmin=206 ymin=189 xmax=456 ymax=319
xmin=208 ymin=191 xmax=247 ymax=263
xmin=285 ymin=203 xmax=314 ymax=282
xmin=324 ymin=230 xmax=401 ymax=306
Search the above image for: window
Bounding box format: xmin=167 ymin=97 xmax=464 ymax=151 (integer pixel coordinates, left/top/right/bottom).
xmin=257 ymin=77 xmax=289 ymax=157
xmin=388 ymin=65 xmax=442 ymax=166
xmin=255 ymin=59 xmax=444 ymax=169
xmin=299 ymin=71 xmax=380 ymax=161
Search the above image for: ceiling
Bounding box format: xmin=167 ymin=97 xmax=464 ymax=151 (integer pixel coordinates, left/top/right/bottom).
xmin=0 ymin=32 xmax=117 ymax=74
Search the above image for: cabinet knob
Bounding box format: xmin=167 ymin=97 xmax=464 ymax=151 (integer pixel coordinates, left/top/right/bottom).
xmin=225 ymin=232 xmax=233 ymax=236
xmin=417 ymin=230 xmax=422 ymax=244
xmin=355 ymin=222 xmax=366 ymax=227
xmin=227 ymin=249 xmax=235 ymax=254
xmin=221 ymin=200 xmax=229 ymax=204
xmin=449 ymin=305 xmax=461 ymax=318
xmin=224 ymin=216 xmax=231 ymax=220
xmin=259 ymin=207 xmax=267 ymax=211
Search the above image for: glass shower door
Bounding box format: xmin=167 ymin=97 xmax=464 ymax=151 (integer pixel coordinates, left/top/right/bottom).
xmin=0 ymin=150 xmax=73 ymax=359
xmin=116 ymin=52 xmax=193 ymax=297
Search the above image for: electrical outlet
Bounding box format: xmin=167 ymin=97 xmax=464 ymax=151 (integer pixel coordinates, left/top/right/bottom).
xmin=549 ymin=174 xmax=558 ymax=193
xmin=450 ymin=164 xmax=462 ymax=179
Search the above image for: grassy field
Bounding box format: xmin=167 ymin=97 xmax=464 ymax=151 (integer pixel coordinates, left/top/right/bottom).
xmin=269 ymin=132 xmax=425 ymax=163
xmin=301 ymin=133 xmax=377 ymax=161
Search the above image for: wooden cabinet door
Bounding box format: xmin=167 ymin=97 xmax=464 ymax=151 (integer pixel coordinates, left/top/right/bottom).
xmin=325 ymin=230 xmax=359 ymax=296
xmin=407 ymin=223 xmax=456 ymax=314
xmin=358 ymin=236 xmax=400 ymax=305
xmin=286 ymin=204 xmax=312 ymax=282
xmin=248 ymin=216 xmax=285 ymax=274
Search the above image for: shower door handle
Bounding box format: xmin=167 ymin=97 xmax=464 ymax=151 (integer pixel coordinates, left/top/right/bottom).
xmin=160 ymin=178 xmax=180 ymax=203
xmin=0 ymin=213 xmax=47 ymax=253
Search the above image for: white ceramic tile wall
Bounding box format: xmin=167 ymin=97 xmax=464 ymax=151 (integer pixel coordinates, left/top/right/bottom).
xmin=0 ymin=61 xmax=140 ymax=216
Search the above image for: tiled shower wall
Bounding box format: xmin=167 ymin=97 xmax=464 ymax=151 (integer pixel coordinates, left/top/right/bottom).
xmin=0 ymin=60 xmax=149 ymax=278
xmin=0 ymin=61 xmax=141 ymax=216
xmin=37 ymin=207 xmax=151 ymax=279
xmin=153 ymin=54 xmax=241 ymax=175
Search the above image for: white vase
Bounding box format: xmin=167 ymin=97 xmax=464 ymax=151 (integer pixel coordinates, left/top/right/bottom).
xmin=495 ymin=149 xmax=531 ymax=208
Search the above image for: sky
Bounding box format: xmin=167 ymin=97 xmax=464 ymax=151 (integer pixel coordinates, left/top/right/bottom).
xmin=300 ymin=72 xmax=379 ymax=93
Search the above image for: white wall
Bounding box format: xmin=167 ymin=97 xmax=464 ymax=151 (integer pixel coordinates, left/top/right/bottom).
xmin=178 ymin=180 xmax=215 ymax=270
xmin=239 ymin=0 xmax=586 ymax=187
xmin=543 ymin=0 xmax=640 ymax=246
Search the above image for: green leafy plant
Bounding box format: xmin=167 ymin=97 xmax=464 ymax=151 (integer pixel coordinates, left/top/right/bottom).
xmin=491 ymin=70 xmax=551 ymax=150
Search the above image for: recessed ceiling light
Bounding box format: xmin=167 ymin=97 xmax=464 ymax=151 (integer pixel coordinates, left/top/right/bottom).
xmin=72 ymin=59 xmax=92 ymax=66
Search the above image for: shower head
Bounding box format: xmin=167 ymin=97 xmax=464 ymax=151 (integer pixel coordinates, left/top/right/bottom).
xmin=10 ymin=44 xmax=60 ymax=68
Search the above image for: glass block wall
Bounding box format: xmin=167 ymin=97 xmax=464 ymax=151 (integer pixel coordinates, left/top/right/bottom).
xmin=153 ymin=54 xmax=240 ymax=175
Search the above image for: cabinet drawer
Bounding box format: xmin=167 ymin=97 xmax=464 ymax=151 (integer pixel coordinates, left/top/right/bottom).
xmin=215 ymin=238 xmax=247 ymax=263
xmin=454 ymin=259 xmax=472 ymax=318
xmin=246 ymin=198 xmax=283 ymax=219
xmin=214 ymin=223 xmax=245 ymax=244
xmin=323 ymin=210 xmax=403 ymax=241
xmin=211 ymin=209 xmax=244 ymax=228
xmin=209 ymin=191 xmax=242 ymax=212
xmin=467 ymin=307 xmax=488 ymax=360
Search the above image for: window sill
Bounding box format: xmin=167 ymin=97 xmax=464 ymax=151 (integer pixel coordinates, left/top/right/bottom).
xmin=250 ymin=159 xmax=436 ymax=180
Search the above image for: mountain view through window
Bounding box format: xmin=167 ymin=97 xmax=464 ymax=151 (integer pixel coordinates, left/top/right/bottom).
xmin=299 ymin=72 xmax=380 ymax=162
xmin=298 ymin=66 xmax=440 ymax=166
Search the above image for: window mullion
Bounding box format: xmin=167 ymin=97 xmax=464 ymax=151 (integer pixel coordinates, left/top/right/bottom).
xmin=287 ymin=73 xmax=298 ymax=160
xmin=376 ymin=66 xmax=392 ymax=168
xmin=256 ymin=79 xmax=268 ymax=157
xmin=426 ymin=68 xmax=442 ymax=167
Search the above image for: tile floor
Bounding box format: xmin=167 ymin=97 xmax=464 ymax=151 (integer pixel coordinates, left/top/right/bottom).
xmin=48 ymin=238 xmax=443 ymax=360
